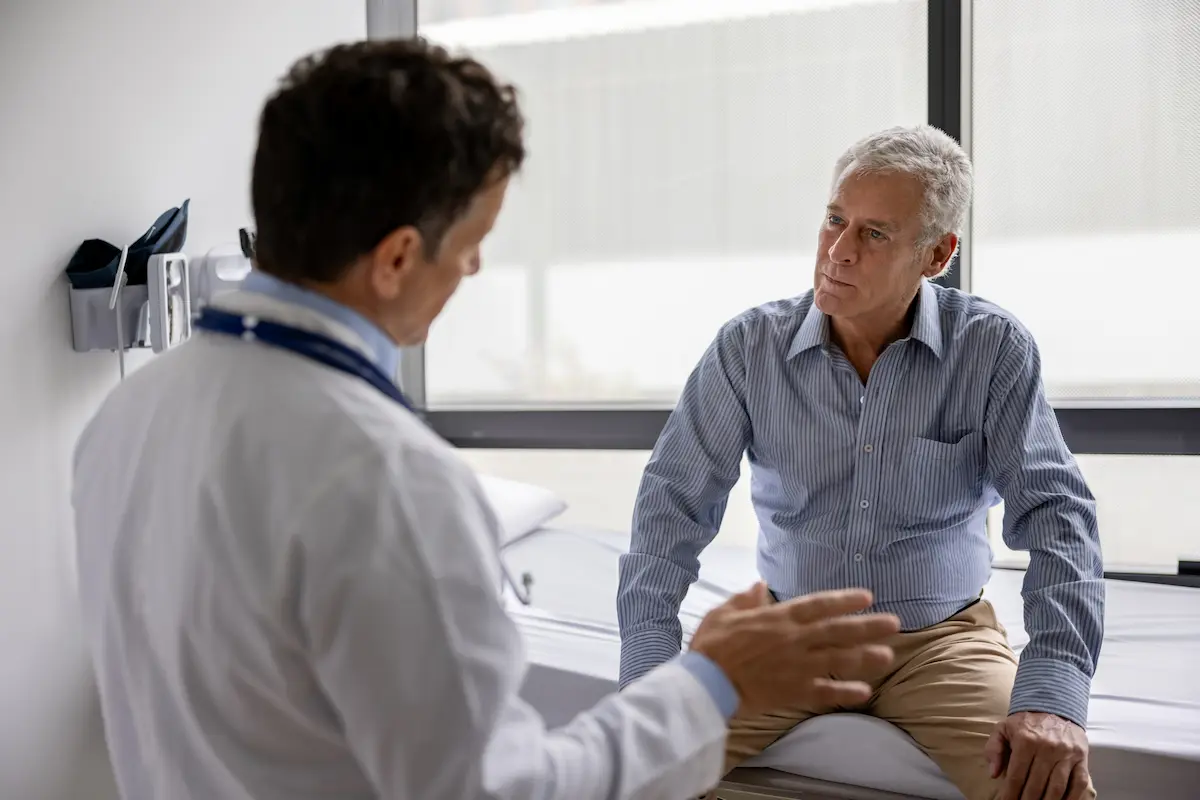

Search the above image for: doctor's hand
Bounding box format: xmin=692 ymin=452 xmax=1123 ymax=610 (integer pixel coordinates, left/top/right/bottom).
xmin=689 ymin=582 xmax=899 ymax=714
xmin=985 ymin=711 xmax=1092 ymax=800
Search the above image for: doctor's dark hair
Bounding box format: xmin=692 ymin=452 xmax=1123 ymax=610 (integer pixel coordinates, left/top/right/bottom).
xmin=251 ymin=38 xmax=526 ymax=283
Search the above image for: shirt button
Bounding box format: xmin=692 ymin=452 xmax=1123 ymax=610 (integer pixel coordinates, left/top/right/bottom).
xmin=859 ymin=499 xmax=870 ymax=509
xmin=860 ymin=396 xmax=865 ymax=404
xmin=854 ymin=553 xmax=864 ymax=562
xmin=863 ymin=444 xmax=873 ymax=453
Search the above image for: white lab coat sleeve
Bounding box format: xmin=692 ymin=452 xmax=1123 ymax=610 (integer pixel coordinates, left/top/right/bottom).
xmin=293 ymin=444 xmax=730 ymax=800
xmin=483 ymin=660 xmax=729 ymax=800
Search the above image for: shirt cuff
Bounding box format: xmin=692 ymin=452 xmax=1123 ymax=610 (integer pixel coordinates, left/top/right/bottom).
xmin=619 ymin=627 xmax=683 ymax=689
xmin=1009 ymin=657 xmax=1093 ymax=729
xmin=678 ymin=651 xmax=740 ymax=720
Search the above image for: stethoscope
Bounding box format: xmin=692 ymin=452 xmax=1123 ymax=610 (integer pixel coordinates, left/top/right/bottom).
xmin=193 ymin=307 xmax=535 ymax=606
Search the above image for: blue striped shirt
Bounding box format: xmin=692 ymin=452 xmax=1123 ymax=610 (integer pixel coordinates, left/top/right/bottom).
xmin=616 ymin=279 xmax=1105 ymax=728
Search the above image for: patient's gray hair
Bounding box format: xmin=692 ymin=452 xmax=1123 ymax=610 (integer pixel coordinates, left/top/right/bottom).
xmin=832 ymin=125 xmax=973 ymax=266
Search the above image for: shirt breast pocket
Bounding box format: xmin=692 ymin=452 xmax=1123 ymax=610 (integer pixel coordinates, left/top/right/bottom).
xmin=898 ymin=431 xmax=985 ymax=526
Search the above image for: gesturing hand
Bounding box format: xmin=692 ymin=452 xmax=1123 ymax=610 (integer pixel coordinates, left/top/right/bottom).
xmin=689 ymin=582 xmax=899 ymax=714
xmin=984 ymin=711 xmax=1092 ymax=800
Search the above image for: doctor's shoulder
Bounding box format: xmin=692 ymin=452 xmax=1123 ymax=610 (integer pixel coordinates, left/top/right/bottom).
xmin=288 ymin=413 xmax=504 ymax=568
xmin=291 ymin=382 xmax=491 ymax=520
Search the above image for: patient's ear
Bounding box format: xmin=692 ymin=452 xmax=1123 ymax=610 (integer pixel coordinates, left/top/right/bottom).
xmin=923 ymin=233 xmax=958 ymax=278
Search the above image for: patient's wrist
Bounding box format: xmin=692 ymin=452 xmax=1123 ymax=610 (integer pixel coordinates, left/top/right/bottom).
xmin=619 ymin=627 xmax=684 ymax=689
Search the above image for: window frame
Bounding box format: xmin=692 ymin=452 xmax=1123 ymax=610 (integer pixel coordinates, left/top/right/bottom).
xmin=374 ymin=0 xmax=1200 ymax=459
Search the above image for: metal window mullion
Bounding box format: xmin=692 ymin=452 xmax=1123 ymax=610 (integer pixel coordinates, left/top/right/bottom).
xmin=366 ymin=0 xmax=416 ymax=39
xmin=366 ymin=0 xmax=425 ymax=405
xmin=928 ymin=0 xmax=965 ymax=291
xmin=957 ymin=0 xmax=973 ymax=293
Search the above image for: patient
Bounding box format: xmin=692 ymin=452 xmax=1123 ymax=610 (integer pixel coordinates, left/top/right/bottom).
xmin=616 ymin=125 xmax=1104 ymax=800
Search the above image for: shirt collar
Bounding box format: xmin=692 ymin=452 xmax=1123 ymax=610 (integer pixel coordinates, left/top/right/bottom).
xmin=787 ymin=278 xmax=943 ymax=360
xmin=240 ymin=270 xmax=401 ymax=378
xmin=909 ymin=279 xmax=944 ymax=357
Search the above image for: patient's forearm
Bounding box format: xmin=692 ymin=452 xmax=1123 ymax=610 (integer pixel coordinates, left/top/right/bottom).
xmin=615 ymin=323 xmax=751 ymax=689
xmin=616 ymin=550 xmax=697 ymax=687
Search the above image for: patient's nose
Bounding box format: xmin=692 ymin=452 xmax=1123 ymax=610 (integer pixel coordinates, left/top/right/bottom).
xmin=827 ymin=230 xmax=857 ymax=264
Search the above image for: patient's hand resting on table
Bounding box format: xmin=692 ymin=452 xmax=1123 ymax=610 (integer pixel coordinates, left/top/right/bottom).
xmin=688 ymin=582 xmax=899 ymax=714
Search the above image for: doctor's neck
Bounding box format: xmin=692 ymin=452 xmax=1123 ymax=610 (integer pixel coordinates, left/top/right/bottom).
xmin=292 ymin=265 xmax=421 ymax=347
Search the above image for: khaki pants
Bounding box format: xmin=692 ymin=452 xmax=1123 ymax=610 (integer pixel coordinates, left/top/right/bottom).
xmin=712 ymin=599 xmax=1096 ymax=800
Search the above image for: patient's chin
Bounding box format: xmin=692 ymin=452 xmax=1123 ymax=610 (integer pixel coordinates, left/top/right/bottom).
xmin=814 ymin=286 xmax=850 ymax=315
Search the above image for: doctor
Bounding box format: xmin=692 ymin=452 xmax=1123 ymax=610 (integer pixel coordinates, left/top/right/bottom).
xmin=72 ymin=38 xmax=900 ymax=800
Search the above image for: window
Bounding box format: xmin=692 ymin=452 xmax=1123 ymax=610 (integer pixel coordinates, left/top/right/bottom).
xmin=420 ymin=0 xmax=633 ymax=26
xmin=969 ymin=0 xmax=1200 ymax=403
xmin=986 ymin=455 xmax=1200 ymax=574
xmin=461 ymin=449 xmax=1200 ymax=574
xmin=460 ymin=448 xmax=760 ymax=549
xmin=386 ymin=0 xmax=1200 ymax=581
xmin=422 ymin=0 xmax=929 ymax=405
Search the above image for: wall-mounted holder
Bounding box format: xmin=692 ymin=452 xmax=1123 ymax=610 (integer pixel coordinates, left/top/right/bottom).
xmin=147 ymin=252 xmax=192 ymax=354
xmin=69 ymin=247 xmax=192 ymax=377
xmin=68 ymin=229 xmax=255 ymax=379
xmin=190 ymin=244 xmax=251 ymax=312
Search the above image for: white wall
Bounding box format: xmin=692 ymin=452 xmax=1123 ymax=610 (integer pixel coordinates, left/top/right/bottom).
xmin=0 ymin=2 xmax=365 ymax=796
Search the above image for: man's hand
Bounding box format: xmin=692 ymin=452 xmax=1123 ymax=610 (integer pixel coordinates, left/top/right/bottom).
xmin=689 ymin=582 xmax=899 ymax=714
xmin=985 ymin=711 xmax=1091 ymax=800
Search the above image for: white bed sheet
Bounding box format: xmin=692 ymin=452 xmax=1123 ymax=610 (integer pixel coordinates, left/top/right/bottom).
xmin=504 ymin=526 xmax=1200 ymax=800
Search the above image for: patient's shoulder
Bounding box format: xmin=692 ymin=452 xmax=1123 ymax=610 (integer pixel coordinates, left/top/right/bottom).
xmin=932 ymin=284 xmax=1037 ymax=350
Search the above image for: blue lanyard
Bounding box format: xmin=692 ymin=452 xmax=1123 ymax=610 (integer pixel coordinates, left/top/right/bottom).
xmin=193 ymin=307 xmax=415 ymax=413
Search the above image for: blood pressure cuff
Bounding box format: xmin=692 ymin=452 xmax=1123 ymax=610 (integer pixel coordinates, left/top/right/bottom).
xmin=65 ymin=199 xmax=190 ymax=289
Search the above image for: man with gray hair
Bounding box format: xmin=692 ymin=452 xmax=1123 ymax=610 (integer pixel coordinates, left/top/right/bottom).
xmin=616 ymin=125 xmax=1103 ymax=800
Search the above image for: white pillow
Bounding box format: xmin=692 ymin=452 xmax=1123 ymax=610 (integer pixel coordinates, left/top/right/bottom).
xmin=475 ymin=474 xmax=568 ymax=545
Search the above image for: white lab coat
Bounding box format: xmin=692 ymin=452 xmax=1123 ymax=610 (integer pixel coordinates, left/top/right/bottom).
xmin=72 ymin=291 xmax=728 ymax=800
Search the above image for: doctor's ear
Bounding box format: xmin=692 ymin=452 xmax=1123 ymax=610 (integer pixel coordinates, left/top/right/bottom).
xmin=368 ymin=226 xmax=425 ymax=299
